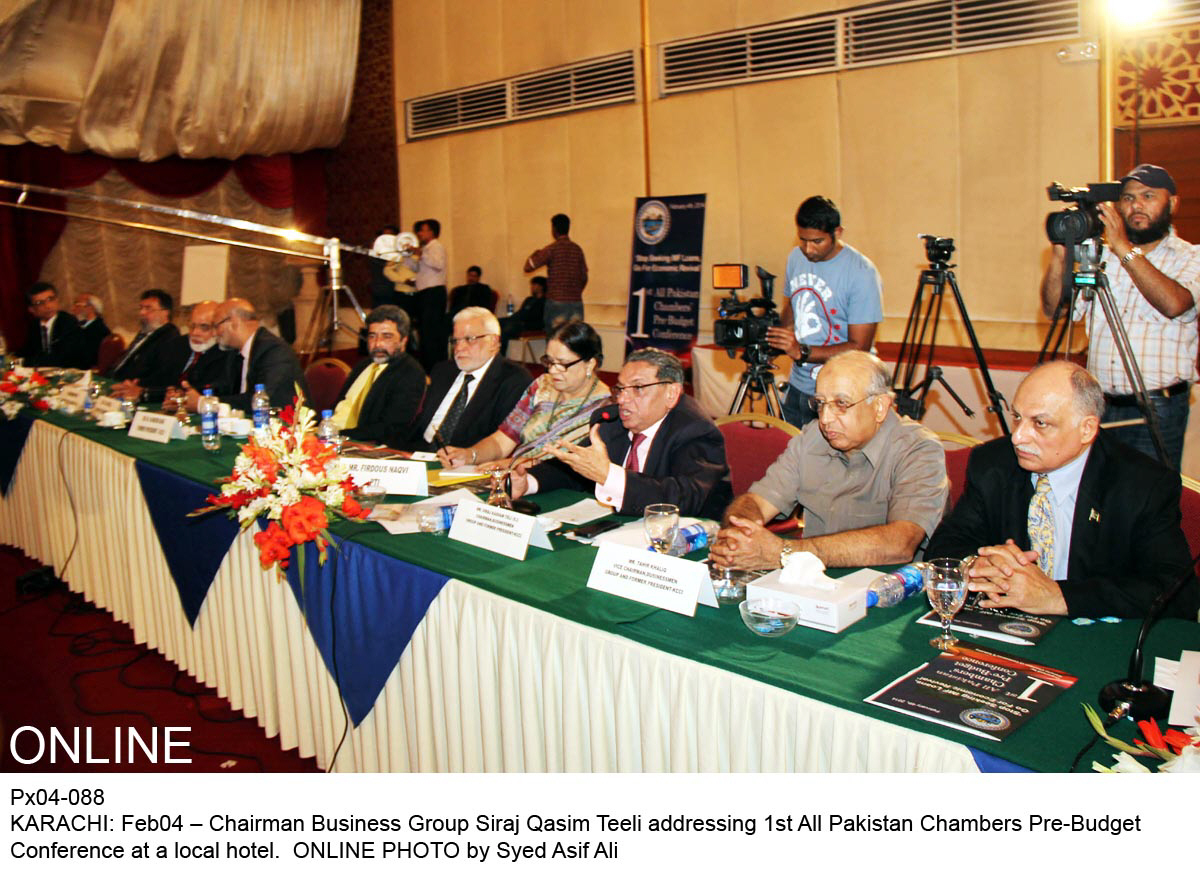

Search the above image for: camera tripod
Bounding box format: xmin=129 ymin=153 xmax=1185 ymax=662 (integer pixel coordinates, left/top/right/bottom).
xmin=1039 ymin=237 xmax=1168 ymax=464
xmin=299 ymin=239 xmax=368 ymax=359
xmin=727 ymin=348 xmax=784 ymax=418
xmin=891 ymin=243 xmax=1010 ymax=435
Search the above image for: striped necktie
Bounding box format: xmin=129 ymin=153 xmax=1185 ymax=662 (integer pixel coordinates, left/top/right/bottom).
xmin=625 ymin=432 xmax=646 ymax=473
xmin=1027 ymin=474 xmax=1055 ymax=576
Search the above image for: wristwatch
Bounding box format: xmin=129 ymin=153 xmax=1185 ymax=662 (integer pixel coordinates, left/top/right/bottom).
xmin=779 ymin=542 xmax=796 ymax=568
xmin=795 ymin=342 xmax=811 ymax=365
xmin=1120 ymin=247 xmax=1143 ymax=266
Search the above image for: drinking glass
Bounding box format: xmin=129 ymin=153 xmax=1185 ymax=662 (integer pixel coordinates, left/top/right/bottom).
xmin=416 ymin=505 xmax=444 ymax=534
xmin=644 ymin=503 xmax=679 ymax=554
xmin=924 ymin=558 xmax=968 ymax=650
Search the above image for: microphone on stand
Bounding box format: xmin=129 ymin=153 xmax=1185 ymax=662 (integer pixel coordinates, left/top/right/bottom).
xmin=1098 ymin=550 xmax=1200 ymax=721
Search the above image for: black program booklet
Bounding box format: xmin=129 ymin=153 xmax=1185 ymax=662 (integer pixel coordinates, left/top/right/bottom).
xmin=864 ymin=644 xmax=1077 ymax=741
xmin=916 ymin=602 xmax=1061 ymax=646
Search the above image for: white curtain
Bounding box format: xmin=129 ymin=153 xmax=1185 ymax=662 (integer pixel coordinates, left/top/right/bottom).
xmin=40 ymin=170 xmax=300 ymax=335
xmin=0 ymin=0 xmax=360 ymax=159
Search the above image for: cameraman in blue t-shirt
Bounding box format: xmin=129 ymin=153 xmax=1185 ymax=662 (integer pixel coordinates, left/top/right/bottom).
xmin=766 ymin=196 xmax=884 ymax=428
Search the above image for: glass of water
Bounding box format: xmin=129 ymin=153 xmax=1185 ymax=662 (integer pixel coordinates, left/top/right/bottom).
xmin=644 ymin=503 xmax=679 ymax=554
xmin=924 ymin=558 xmax=969 ymax=650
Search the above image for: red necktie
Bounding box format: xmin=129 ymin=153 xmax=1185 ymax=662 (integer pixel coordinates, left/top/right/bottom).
xmin=625 ymin=432 xmax=645 ymax=473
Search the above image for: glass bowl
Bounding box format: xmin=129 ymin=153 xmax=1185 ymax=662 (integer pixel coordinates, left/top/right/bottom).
xmin=739 ymin=597 xmax=801 ymax=638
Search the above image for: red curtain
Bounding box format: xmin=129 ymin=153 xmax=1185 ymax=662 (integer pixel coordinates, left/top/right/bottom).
xmin=0 ymin=143 xmax=328 ymax=350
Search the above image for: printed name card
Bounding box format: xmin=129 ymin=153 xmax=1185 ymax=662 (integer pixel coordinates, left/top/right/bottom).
xmin=93 ymin=396 xmax=123 ymax=416
xmin=447 ymin=500 xmax=552 ymax=561
xmin=128 ymin=411 xmax=185 ymax=443
xmin=343 ymin=459 xmax=429 ymax=496
xmin=586 ymin=542 xmax=717 ymax=616
xmin=58 ymin=384 xmax=88 ymax=411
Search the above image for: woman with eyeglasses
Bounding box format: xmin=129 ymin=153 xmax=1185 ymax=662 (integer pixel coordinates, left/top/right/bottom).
xmin=439 ymin=320 xmax=610 ymax=468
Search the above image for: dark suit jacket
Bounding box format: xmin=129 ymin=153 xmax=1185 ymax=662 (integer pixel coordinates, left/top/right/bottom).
xmin=336 ymin=352 xmax=426 ymax=446
xmin=19 ymin=313 xmax=87 ymax=368
xmin=925 ymin=432 xmax=1198 ymax=619
xmin=78 ymin=317 xmax=111 ymax=369
xmin=106 ymin=323 xmax=180 ymax=382
xmin=138 ymin=336 xmax=232 ymax=402
xmin=220 ymin=327 xmax=308 ymax=414
xmin=404 ymin=355 xmax=532 ymax=451
xmin=527 ymin=395 xmax=733 ymax=519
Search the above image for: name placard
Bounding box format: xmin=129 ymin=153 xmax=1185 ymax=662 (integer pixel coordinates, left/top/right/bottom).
xmin=447 ymin=500 xmax=551 ymax=560
xmin=128 ymin=411 xmax=185 ymax=443
xmin=342 ymin=458 xmax=429 ymax=496
xmin=93 ymin=396 xmax=123 ymax=416
xmin=586 ymin=542 xmax=715 ymax=616
xmin=58 ymin=384 xmax=88 ymax=411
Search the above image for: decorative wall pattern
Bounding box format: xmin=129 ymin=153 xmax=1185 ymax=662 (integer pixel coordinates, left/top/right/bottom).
xmin=1115 ymin=25 xmax=1200 ymax=126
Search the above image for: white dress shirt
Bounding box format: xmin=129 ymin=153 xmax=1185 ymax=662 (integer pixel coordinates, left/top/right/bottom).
xmin=422 ymin=354 xmax=495 ymax=443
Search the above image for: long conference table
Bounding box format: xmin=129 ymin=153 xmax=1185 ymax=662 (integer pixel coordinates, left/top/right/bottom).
xmin=2 ymin=409 xmax=1197 ymax=773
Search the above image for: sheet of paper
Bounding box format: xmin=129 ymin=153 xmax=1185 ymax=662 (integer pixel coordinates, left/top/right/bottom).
xmin=1152 ymin=656 xmax=1179 ymax=691
xmin=539 ymin=498 xmax=613 ymax=526
xmin=1167 ymin=650 xmax=1200 ymax=727
xmin=367 ymin=489 xmax=482 ymax=534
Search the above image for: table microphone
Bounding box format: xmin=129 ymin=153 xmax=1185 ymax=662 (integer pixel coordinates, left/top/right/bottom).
xmin=590 ymin=404 xmax=618 ymax=425
xmin=1098 ymin=550 xmax=1200 ymax=721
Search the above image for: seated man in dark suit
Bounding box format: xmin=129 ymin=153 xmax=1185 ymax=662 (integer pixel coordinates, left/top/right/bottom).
xmin=447 ymin=265 xmax=496 ymax=317
xmin=925 ymin=361 xmax=1198 ymax=618
xmin=133 ymin=300 xmax=231 ymax=404
xmin=18 ymin=282 xmax=86 ymax=368
xmin=108 ymin=289 xmax=180 ymax=394
xmin=331 ymin=305 xmax=426 ymax=446
xmin=511 ymin=348 xmax=732 ymax=519
xmin=404 ymin=306 xmax=532 ymax=451
xmin=183 ymin=297 xmax=307 ymax=414
xmin=499 ymin=276 xmax=546 ymax=356
xmin=69 ymin=293 xmax=111 ymax=369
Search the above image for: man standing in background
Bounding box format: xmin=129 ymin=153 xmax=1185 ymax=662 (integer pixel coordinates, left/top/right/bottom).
xmin=766 ymin=196 xmax=883 ymax=429
xmin=403 ymin=218 xmax=449 ymax=370
xmin=525 ymin=213 xmax=587 ymax=332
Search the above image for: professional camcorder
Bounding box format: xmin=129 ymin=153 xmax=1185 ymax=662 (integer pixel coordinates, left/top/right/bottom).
xmin=920 ymin=234 xmax=955 ymax=266
xmin=1045 ymin=181 xmax=1123 ymax=245
xmin=712 ymin=264 xmax=780 ymax=365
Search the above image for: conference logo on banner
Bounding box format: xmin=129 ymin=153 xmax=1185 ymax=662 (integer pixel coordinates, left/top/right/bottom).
xmin=626 ymin=194 xmax=706 ymax=354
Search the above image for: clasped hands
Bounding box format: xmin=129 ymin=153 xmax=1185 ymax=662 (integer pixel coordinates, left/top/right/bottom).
xmin=966 ymin=539 xmax=1067 ymax=615
xmin=709 ymin=515 xmax=783 ymax=571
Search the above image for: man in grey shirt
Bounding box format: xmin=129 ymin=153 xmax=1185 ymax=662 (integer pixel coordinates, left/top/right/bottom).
xmin=710 ymin=351 xmax=949 ymax=569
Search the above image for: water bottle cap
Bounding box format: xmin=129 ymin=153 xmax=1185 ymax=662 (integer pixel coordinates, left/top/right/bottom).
xmin=322 ymin=410 xmax=332 ymax=418
xmin=255 ymin=384 xmax=265 ymax=392
xmin=203 ymin=388 xmax=213 ymax=396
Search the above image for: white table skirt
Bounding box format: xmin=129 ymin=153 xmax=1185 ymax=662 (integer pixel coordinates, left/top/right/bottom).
xmin=0 ymin=419 xmax=979 ymax=772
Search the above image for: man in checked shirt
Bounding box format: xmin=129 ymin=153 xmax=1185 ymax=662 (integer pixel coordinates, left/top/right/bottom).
xmin=1040 ymin=163 xmax=1200 ymax=470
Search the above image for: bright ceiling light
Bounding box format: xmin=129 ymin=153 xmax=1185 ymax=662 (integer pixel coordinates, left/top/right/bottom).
xmin=1106 ymin=0 xmax=1168 ymax=27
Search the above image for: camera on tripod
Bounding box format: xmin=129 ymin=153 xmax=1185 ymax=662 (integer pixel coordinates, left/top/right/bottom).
xmin=1045 ymin=181 xmax=1123 ymax=245
xmin=712 ymin=263 xmax=780 ymax=364
xmin=920 ymin=234 xmax=955 ymax=267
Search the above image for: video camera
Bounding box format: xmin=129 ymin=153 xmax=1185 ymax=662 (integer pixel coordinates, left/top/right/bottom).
xmin=712 ymin=264 xmax=780 ymax=365
xmin=1045 ymin=181 xmax=1123 ymax=245
xmin=920 ymin=234 xmax=955 ymax=267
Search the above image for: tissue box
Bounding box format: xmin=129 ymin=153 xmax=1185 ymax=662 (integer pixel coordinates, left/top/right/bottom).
xmin=746 ymin=568 xmax=874 ymax=633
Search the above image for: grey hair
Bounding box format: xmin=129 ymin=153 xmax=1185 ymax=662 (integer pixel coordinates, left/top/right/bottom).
xmin=78 ymin=294 xmax=103 ymax=316
xmin=626 ymin=347 xmax=685 ymax=384
xmin=1069 ymin=366 xmax=1105 ymax=419
xmin=454 ymin=306 xmax=500 ymax=336
xmin=367 ymin=304 xmax=410 ymax=338
xmin=827 ymin=349 xmax=894 ymax=400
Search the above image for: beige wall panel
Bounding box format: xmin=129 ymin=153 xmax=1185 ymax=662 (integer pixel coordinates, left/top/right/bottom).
xmin=838 ymin=59 xmax=961 ymax=340
xmin=399 ymin=139 xmax=453 ymax=258
xmin=394 ymin=1 xmax=447 ymax=99
xmin=562 ymin=0 xmax=642 ymax=62
xmin=444 ymin=134 xmax=509 ymax=290
xmin=496 ymin=0 xmax=570 ymax=74
xmin=650 ymin=0 xmax=737 ymax=44
xmin=442 ymin=1 xmax=504 ymax=88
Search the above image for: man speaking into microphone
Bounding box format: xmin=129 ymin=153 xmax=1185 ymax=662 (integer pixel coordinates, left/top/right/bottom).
xmin=510 ymin=348 xmax=732 ymax=519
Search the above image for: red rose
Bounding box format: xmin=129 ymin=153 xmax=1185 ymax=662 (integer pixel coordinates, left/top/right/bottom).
xmin=281 ymin=495 xmax=329 ymax=545
xmin=341 ymin=496 xmax=369 ymax=519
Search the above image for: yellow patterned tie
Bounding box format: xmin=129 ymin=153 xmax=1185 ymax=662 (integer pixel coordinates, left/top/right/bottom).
xmin=332 ymin=362 xmax=381 ymax=430
xmin=1027 ymin=474 xmax=1055 ymax=576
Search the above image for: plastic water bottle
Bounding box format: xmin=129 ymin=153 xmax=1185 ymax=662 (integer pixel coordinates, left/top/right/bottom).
xmin=82 ymin=381 xmax=98 ymax=417
xmin=663 ymin=521 xmax=720 ymax=556
xmin=414 ymin=504 xmax=457 ymax=532
xmin=199 ymin=389 xmax=220 ymax=452
xmin=866 ymin=563 xmax=926 ymax=608
xmin=316 ymin=410 xmax=340 ymax=449
xmin=506 ymin=295 xmax=515 ymax=315
xmin=251 ymin=384 xmax=270 ymax=436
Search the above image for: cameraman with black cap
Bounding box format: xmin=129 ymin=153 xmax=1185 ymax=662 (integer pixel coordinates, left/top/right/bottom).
xmin=1040 ymin=164 xmax=1200 ymax=470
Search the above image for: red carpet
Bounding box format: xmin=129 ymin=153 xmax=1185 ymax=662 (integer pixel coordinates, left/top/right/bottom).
xmin=0 ymin=546 xmax=320 ymax=773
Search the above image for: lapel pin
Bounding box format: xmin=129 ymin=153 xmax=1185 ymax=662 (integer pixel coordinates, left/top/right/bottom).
xmin=1088 ymin=508 xmax=1101 ymax=523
